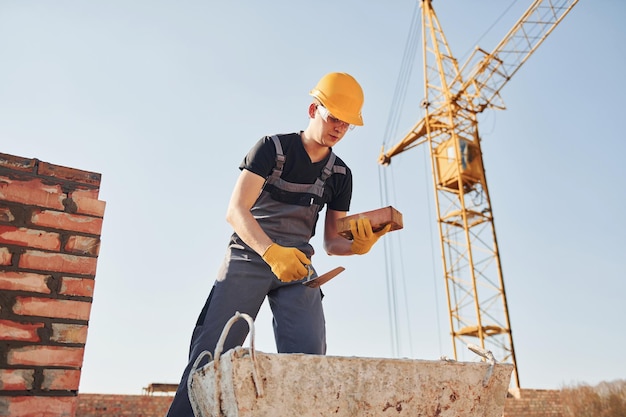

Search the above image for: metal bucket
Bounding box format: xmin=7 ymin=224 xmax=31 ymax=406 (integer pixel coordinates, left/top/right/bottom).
xmin=189 ymin=312 xmax=513 ymax=417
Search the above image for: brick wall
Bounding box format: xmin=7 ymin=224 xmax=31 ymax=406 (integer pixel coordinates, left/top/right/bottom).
xmin=74 ymin=389 xmax=565 ymax=417
xmin=76 ymin=394 xmax=171 ymax=417
xmin=504 ymin=389 xmax=564 ymax=417
xmin=0 ymin=153 xmax=106 ymax=417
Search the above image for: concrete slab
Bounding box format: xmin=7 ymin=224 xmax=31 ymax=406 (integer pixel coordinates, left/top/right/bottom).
xmin=190 ymin=348 xmax=513 ymax=417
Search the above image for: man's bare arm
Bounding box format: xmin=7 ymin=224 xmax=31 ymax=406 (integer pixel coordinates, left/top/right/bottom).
xmin=323 ymin=209 xmax=354 ymax=255
xmin=225 ymin=169 xmax=273 ymax=255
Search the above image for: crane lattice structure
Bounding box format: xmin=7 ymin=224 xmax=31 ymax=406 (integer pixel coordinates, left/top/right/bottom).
xmin=379 ymin=0 xmax=578 ymax=389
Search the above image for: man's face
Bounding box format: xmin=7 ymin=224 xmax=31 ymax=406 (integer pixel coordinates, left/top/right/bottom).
xmin=310 ymin=103 xmax=352 ymax=147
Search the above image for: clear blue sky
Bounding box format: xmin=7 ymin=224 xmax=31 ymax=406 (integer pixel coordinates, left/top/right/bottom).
xmin=1 ymin=1 xmax=624 ymax=394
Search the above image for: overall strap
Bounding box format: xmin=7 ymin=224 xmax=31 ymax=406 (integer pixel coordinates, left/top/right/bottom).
xmin=269 ymin=135 xmax=285 ymax=179
xmin=271 ymin=134 xmax=346 ymax=184
xmin=320 ymin=152 xmax=337 ymax=182
xmin=317 ymin=151 xmax=347 ymax=184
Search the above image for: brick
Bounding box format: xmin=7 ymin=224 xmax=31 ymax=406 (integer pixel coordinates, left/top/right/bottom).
xmin=42 ymin=369 xmax=81 ymax=391
xmin=30 ymin=210 xmax=103 ymax=235
xmin=337 ymin=206 xmax=404 ymax=239
xmin=69 ymin=188 xmax=99 ymax=200
xmin=0 ymin=271 xmax=51 ymax=293
xmin=65 ymin=235 xmax=100 ymax=256
xmin=0 ymin=369 xmax=35 ymax=390
xmin=67 ymin=194 xmax=106 ymax=217
xmin=0 ymin=247 xmax=12 ymax=265
xmin=7 ymin=345 xmax=84 ymax=367
xmin=0 ymin=225 xmax=61 ymax=251
xmin=0 ymin=395 xmax=77 ymax=417
xmin=51 ymin=323 xmax=88 ymax=344
xmin=19 ymin=250 xmax=98 ymax=275
xmin=0 ymin=177 xmax=65 ymax=211
xmin=0 ymin=206 xmax=15 ymax=222
xmin=13 ymin=296 xmax=92 ymax=320
xmin=59 ymin=277 xmax=95 ymax=298
xmin=0 ymin=153 xmax=36 ymax=173
xmin=0 ymin=319 xmax=44 ymax=342
xmin=38 ymin=161 xmax=101 ymax=186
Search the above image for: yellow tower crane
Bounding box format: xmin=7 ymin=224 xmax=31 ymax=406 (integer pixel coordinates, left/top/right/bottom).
xmin=379 ymin=0 xmax=578 ymax=389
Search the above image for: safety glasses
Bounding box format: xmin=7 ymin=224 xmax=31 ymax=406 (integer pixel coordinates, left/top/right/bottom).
xmin=317 ymin=105 xmax=355 ymax=131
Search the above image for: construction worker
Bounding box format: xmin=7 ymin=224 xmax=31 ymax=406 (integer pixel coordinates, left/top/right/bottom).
xmin=166 ymin=72 xmax=391 ymax=416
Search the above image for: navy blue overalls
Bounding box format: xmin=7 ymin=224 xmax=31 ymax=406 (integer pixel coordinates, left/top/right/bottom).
xmin=166 ymin=135 xmax=347 ymax=417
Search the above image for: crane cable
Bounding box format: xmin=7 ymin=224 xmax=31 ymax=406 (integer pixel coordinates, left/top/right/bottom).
xmin=377 ymin=0 xmax=421 ymax=358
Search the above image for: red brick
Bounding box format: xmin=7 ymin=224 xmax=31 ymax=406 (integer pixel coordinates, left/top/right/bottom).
xmin=0 ymin=176 xmax=65 ymax=210
xmin=0 ymin=206 xmax=15 ymax=222
xmin=13 ymin=296 xmax=92 ymax=321
xmin=0 ymin=319 xmax=44 ymax=342
xmin=42 ymin=369 xmax=81 ymax=391
xmin=0 ymin=271 xmax=50 ymax=293
xmin=51 ymin=323 xmax=88 ymax=344
xmin=0 ymin=246 xmax=12 ymax=265
xmin=0 ymin=369 xmax=35 ymax=390
xmin=0 ymin=225 xmax=61 ymax=251
xmin=0 ymin=153 xmax=36 ymax=172
xmin=59 ymin=277 xmax=95 ymax=298
xmin=68 ymin=194 xmax=106 ymax=217
xmin=69 ymin=188 xmax=99 ymax=200
xmin=0 ymin=395 xmax=77 ymax=417
xmin=7 ymin=345 xmax=84 ymax=367
xmin=30 ymin=210 xmax=103 ymax=235
xmin=65 ymin=235 xmax=100 ymax=256
xmin=38 ymin=161 xmax=101 ymax=186
xmin=19 ymin=250 xmax=98 ymax=275
xmin=337 ymin=206 xmax=404 ymax=239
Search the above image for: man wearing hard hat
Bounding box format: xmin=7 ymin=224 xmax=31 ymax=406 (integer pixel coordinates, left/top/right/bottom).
xmin=166 ymin=72 xmax=390 ymax=417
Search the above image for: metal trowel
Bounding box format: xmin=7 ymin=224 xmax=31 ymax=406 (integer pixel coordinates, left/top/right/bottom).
xmin=302 ymin=266 xmax=346 ymax=288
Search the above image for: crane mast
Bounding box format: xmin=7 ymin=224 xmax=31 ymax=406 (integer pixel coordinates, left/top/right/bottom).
xmin=379 ymin=0 xmax=578 ymax=390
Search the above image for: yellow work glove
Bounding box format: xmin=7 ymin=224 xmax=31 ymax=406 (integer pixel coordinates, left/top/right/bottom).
xmin=350 ymin=218 xmax=392 ymax=255
xmin=262 ymin=243 xmax=311 ymax=282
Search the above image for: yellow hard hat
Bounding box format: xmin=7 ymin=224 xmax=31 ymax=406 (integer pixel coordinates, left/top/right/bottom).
xmin=309 ymin=72 xmax=364 ymax=126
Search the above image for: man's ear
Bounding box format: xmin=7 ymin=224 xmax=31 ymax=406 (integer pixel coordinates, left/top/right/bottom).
xmin=308 ymin=102 xmax=318 ymax=118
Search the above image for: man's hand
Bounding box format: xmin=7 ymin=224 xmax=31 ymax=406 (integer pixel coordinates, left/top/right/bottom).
xmin=350 ymin=218 xmax=392 ymax=255
xmin=262 ymin=243 xmax=311 ymax=282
